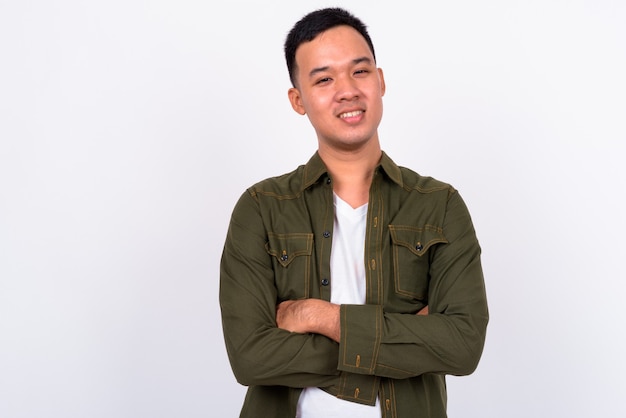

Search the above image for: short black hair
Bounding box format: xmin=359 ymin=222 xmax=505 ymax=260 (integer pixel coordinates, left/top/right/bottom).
xmin=284 ymin=7 xmax=376 ymax=87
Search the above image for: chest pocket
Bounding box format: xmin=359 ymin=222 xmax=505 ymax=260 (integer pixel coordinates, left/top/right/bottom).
xmin=265 ymin=232 xmax=314 ymax=300
xmin=389 ymin=225 xmax=448 ymax=301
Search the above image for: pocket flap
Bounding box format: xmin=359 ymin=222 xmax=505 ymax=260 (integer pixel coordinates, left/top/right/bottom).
xmin=389 ymin=225 xmax=447 ymax=256
xmin=266 ymin=233 xmax=314 ymax=267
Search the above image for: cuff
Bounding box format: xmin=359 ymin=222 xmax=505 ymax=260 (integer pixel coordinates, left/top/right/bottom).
xmin=338 ymin=304 xmax=383 ymax=375
xmin=323 ymin=372 xmax=380 ymax=406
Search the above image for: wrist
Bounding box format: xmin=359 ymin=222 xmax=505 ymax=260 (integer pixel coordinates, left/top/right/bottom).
xmin=311 ymin=300 xmax=340 ymax=342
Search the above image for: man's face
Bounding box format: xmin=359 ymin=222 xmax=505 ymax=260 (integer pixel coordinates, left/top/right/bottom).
xmin=288 ymin=25 xmax=386 ymax=153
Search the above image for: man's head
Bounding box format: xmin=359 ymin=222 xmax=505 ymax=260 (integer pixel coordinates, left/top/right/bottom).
xmin=284 ymin=9 xmax=386 ymax=155
xmin=284 ymin=8 xmax=376 ymax=87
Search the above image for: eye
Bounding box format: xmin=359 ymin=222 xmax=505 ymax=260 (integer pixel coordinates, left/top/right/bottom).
xmin=354 ymin=69 xmax=369 ymax=76
xmin=315 ymin=77 xmax=332 ymax=85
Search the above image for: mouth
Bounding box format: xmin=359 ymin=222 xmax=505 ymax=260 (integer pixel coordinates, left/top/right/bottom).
xmin=339 ymin=110 xmax=364 ymax=119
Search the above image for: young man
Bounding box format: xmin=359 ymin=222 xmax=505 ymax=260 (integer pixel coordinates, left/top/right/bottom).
xmin=220 ymin=8 xmax=488 ymax=418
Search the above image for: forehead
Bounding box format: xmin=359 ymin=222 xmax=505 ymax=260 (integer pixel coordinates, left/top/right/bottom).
xmin=295 ymin=25 xmax=374 ymax=69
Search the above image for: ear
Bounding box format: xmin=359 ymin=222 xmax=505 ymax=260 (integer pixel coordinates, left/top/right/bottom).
xmin=377 ymin=68 xmax=386 ymax=97
xmin=288 ymin=87 xmax=306 ymax=115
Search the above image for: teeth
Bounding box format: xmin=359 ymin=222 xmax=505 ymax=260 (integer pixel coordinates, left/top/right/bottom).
xmin=340 ymin=110 xmax=362 ymax=118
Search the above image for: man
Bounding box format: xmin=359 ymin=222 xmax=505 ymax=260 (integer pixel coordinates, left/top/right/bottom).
xmin=220 ymin=7 xmax=488 ymax=418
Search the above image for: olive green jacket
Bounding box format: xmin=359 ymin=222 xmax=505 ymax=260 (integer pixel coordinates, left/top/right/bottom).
xmin=220 ymin=151 xmax=488 ymax=418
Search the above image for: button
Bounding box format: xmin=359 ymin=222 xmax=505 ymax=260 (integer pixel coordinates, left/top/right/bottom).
xmin=415 ymin=242 xmax=423 ymax=251
xmin=326 ymin=178 xmax=331 ymax=184
xmin=280 ymin=250 xmax=288 ymax=261
xmin=323 ymin=231 xmax=331 ymax=238
xmin=321 ymin=278 xmax=329 ymax=286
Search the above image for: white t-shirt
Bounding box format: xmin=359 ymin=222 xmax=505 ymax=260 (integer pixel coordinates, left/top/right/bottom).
xmin=296 ymin=193 xmax=381 ymax=418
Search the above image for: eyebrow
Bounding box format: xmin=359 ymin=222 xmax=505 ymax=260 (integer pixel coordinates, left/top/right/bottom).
xmin=308 ymin=56 xmax=373 ymax=79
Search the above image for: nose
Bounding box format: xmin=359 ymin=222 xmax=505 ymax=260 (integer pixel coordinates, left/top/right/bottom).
xmin=335 ymin=75 xmax=360 ymax=101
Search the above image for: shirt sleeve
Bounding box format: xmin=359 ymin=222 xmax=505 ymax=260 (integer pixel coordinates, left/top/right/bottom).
xmin=337 ymin=190 xmax=489 ymax=379
xmin=220 ymin=190 xmax=341 ymax=388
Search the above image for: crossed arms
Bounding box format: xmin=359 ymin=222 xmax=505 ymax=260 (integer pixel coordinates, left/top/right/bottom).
xmin=276 ymin=299 xmax=429 ymax=343
xmin=220 ymin=189 xmax=488 ymax=390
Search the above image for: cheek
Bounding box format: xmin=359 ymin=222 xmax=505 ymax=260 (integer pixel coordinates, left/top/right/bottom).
xmin=303 ymin=96 xmax=332 ymax=118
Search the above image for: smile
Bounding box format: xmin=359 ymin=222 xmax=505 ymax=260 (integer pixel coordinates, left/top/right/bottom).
xmin=339 ymin=110 xmax=363 ymax=119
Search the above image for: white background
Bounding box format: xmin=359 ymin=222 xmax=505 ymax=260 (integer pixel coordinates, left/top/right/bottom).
xmin=1 ymin=1 xmax=625 ymax=417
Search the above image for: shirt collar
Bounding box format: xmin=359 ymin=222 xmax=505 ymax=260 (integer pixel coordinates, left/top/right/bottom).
xmin=302 ymin=150 xmax=404 ymax=190
xmin=378 ymin=151 xmax=404 ymax=186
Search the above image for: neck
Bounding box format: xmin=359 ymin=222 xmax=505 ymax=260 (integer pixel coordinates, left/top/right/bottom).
xmin=318 ymin=141 xmax=382 ymax=209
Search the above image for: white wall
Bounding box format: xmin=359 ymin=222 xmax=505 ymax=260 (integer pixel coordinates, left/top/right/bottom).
xmin=1 ymin=1 xmax=624 ymax=417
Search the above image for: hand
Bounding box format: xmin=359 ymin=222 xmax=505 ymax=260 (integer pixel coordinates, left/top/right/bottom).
xmin=417 ymin=305 xmax=429 ymax=316
xmin=276 ymin=300 xmax=308 ymax=333
xmin=276 ymin=299 xmax=341 ymax=343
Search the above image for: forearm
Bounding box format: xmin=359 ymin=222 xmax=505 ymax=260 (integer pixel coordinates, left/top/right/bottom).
xmin=221 ymin=260 xmax=342 ymax=387
xmin=338 ymin=298 xmax=488 ymax=379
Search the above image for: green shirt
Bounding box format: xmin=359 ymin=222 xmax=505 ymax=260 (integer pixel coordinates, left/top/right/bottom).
xmin=220 ymin=151 xmax=489 ymax=418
